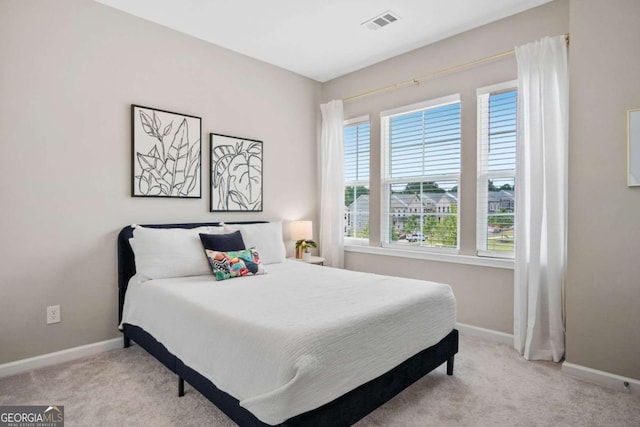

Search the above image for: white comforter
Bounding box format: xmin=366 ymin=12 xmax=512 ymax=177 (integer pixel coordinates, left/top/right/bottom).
xmin=121 ymin=260 xmax=456 ymax=425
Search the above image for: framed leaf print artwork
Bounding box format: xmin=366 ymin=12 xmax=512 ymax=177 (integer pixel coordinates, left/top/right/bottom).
xmin=131 ymin=105 xmax=201 ymax=198
xmin=210 ymin=133 xmax=263 ymax=212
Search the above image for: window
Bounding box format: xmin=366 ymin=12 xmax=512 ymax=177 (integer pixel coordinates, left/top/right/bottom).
xmin=477 ymin=81 xmax=517 ymax=257
xmin=381 ymin=94 xmax=461 ymax=250
xmin=344 ymin=116 xmax=370 ymax=240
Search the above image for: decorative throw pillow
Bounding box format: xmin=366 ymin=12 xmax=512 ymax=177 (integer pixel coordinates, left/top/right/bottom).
xmin=204 ymin=248 xmax=266 ymax=281
xmin=223 ymin=222 xmax=286 ymax=265
xmin=199 ymin=231 xmax=246 ymax=252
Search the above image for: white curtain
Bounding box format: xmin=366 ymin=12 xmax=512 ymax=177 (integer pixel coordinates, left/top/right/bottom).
xmin=514 ymin=35 xmax=568 ymax=362
xmin=319 ymin=100 xmax=344 ymax=268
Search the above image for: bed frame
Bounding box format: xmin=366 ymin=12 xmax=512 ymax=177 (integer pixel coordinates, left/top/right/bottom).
xmin=118 ymin=222 xmax=458 ymax=427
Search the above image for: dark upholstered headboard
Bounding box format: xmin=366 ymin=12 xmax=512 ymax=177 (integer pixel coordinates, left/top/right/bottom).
xmin=117 ymin=221 xmax=266 ymax=324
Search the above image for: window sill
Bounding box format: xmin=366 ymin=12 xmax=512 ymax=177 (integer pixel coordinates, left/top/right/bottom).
xmin=344 ymin=238 xmax=370 ymax=246
xmin=344 ymin=244 xmax=514 ymax=269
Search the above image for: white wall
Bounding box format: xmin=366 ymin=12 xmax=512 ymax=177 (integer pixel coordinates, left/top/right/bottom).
xmin=566 ymin=0 xmax=640 ymax=380
xmin=0 ymin=0 xmax=320 ymax=364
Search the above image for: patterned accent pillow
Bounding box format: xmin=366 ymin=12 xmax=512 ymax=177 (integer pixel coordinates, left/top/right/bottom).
xmin=204 ymin=247 xmax=266 ymax=281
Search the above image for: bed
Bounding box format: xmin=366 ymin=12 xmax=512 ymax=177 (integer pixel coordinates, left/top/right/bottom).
xmin=118 ymin=222 xmax=458 ymax=426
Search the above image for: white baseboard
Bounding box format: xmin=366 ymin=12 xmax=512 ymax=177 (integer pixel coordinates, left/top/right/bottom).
xmin=0 ymin=337 xmax=123 ymax=379
xmin=456 ymin=322 xmax=514 ymax=346
xmin=562 ymin=362 xmax=640 ymax=396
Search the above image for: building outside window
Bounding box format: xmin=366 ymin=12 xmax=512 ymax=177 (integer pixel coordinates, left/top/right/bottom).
xmin=380 ymin=94 xmax=461 ymax=250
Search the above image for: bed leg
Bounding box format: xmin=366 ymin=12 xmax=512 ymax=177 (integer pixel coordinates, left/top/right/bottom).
xmin=178 ymin=377 xmax=185 ymax=397
xmin=446 ymin=355 xmax=455 ymax=375
xmin=123 ymin=336 xmax=131 ymax=348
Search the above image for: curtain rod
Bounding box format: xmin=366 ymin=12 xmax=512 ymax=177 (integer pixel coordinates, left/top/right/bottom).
xmin=343 ymin=33 xmax=570 ymax=103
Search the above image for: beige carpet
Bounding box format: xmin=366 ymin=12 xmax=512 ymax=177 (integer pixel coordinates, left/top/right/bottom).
xmin=1 ymin=333 xmax=638 ymax=426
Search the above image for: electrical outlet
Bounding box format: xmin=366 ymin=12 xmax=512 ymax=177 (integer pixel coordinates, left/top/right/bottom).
xmin=47 ymin=305 xmax=60 ymax=324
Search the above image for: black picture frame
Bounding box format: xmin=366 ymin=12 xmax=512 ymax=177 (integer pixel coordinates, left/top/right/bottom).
xmin=131 ymin=105 xmax=202 ymax=198
xmin=210 ymin=133 xmax=263 ymax=212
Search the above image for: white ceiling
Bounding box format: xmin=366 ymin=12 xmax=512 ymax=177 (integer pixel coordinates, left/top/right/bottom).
xmin=95 ymin=0 xmax=551 ymax=82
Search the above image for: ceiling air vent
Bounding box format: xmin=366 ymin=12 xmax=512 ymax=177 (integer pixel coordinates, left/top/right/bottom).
xmin=362 ymin=10 xmax=400 ymax=31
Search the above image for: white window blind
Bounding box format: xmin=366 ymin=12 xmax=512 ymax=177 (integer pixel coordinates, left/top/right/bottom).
xmin=476 ymin=81 xmax=517 ymax=257
xmin=381 ymin=94 xmax=461 ymax=250
xmin=344 ymin=117 xmax=370 ymax=240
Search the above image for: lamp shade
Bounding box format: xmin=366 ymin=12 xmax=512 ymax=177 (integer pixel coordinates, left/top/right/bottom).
xmin=291 ymin=220 xmax=312 ymax=241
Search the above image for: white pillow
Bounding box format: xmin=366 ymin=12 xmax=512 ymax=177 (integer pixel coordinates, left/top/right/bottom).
xmin=223 ymin=222 xmax=286 ymax=265
xmin=131 ymin=225 xmax=224 ymax=281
